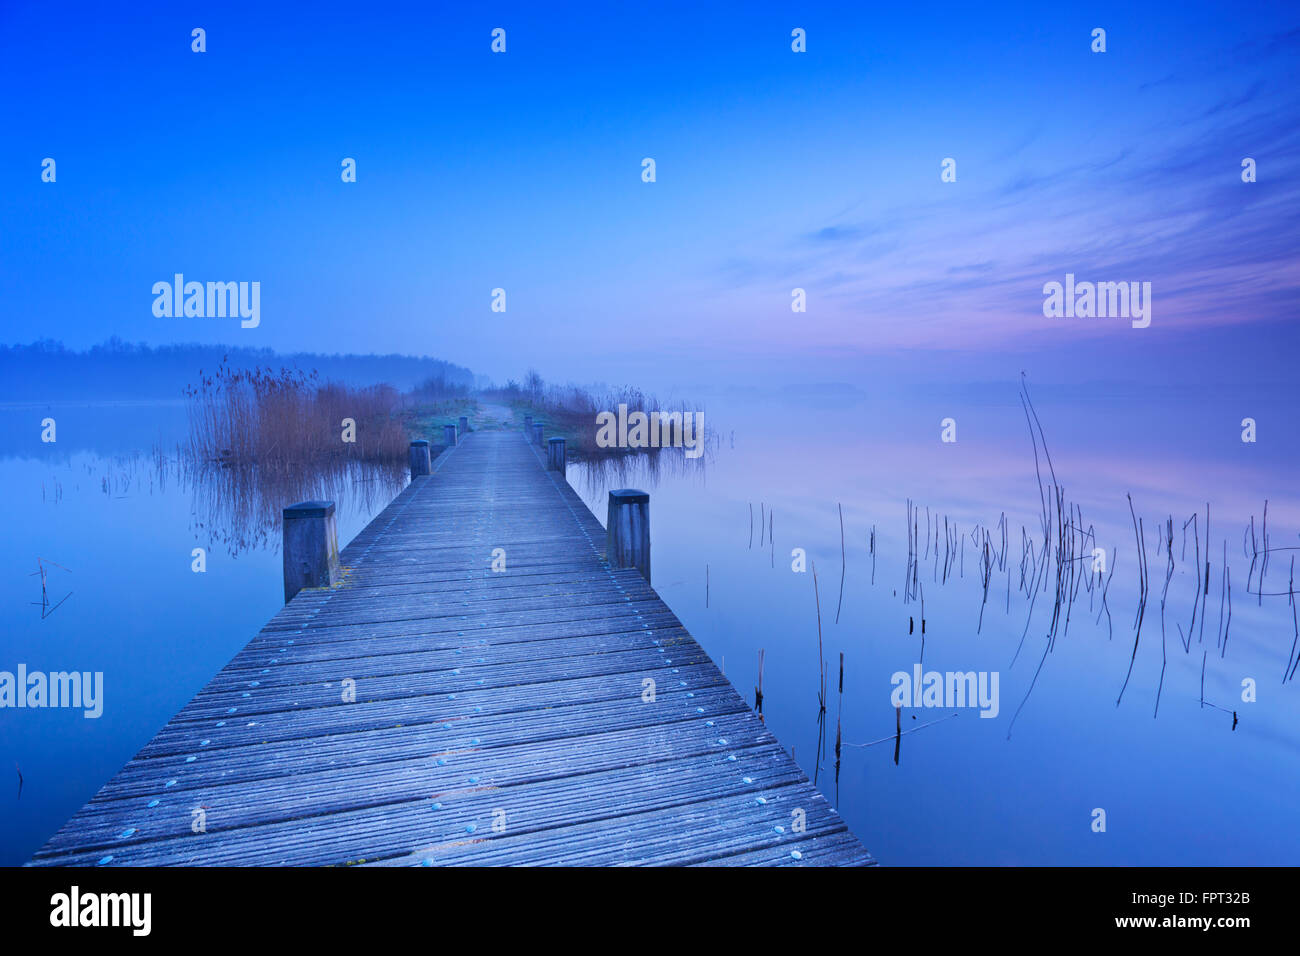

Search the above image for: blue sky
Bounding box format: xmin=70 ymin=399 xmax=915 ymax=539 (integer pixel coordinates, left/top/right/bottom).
xmin=2 ymin=0 xmax=1297 ymax=390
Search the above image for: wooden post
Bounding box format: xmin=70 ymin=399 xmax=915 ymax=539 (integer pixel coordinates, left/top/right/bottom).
xmin=607 ymin=489 xmax=650 ymax=584
xmin=532 ymin=423 xmax=543 ymax=445
xmin=458 ymin=415 xmax=469 ymax=438
xmin=547 ymin=436 xmax=566 ymax=476
xmin=409 ymin=439 xmax=431 ymax=478
xmin=283 ymin=501 xmax=340 ymax=603
xmin=443 ymin=424 xmax=457 ymax=445
xmin=524 ymin=414 xmax=533 ymax=439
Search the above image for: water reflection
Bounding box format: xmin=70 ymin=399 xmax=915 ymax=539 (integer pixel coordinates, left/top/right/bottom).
xmin=1 ymin=404 xmax=406 ymax=866
xmin=569 ymin=442 xmax=714 ymax=500
xmin=181 ymin=457 xmax=407 ymax=557
xmin=29 ymin=558 xmax=73 ymax=620
xmin=72 ymin=446 xmax=407 ymax=558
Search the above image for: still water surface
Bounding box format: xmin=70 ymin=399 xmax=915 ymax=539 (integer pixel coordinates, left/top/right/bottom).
xmin=2 ymin=385 xmax=1297 ymax=864
xmin=0 ymin=401 xmax=402 ymax=865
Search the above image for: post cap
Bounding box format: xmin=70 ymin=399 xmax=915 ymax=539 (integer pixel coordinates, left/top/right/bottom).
xmin=609 ymin=489 xmax=649 ymax=504
xmin=410 ymin=439 xmax=430 ymax=447
xmin=548 ymin=437 xmax=564 ymax=445
xmin=284 ymin=500 xmax=335 ymax=518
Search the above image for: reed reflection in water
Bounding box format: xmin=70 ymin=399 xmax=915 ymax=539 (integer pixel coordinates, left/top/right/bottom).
xmin=181 ymin=456 xmax=408 ymax=557
xmin=569 ymin=441 xmax=715 ymax=502
xmin=90 ymin=447 xmax=408 ymax=558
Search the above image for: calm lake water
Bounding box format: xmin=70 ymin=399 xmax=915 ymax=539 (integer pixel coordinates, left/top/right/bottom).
xmin=2 ymin=384 xmax=1298 ymax=865
xmin=0 ymin=401 xmax=403 ymax=865
xmin=570 ymin=380 xmax=1300 ymax=865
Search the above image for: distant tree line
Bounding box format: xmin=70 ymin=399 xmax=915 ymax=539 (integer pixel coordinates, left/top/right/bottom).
xmin=0 ymin=338 xmax=476 ymax=401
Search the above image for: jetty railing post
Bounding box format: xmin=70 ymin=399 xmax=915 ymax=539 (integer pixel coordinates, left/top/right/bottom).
xmin=458 ymin=415 xmax=469 ymax=438
xmin=524 ymin=414 xmax=533 ymax=439
xmin=408 ymin=439 xmax=431 ymax=478
xmin=283 ymin=501 xmax=341 ymax=603
xmin=443 ymin=424 xmax=457 ymax=446
xmin=532 ymin=423 xmax=543 ymax=445
xmin=606 ymin=489 xmax=650 ymax=584
xmin=547 ymin=436 xmax=566 ymax=476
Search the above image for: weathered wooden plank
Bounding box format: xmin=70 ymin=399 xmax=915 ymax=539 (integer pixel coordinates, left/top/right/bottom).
xmin=75 ymin=681 xmax=749 ymax=803
xmin=140 ymin=657 xmax=720 ymax=756
xmin=37 ymin=728 xmax=797 ymax=863
xmin=30 ymin=430 xmax=871 ymax=867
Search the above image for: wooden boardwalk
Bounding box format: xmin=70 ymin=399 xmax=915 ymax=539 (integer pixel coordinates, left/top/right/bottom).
xmin=31 ymin=430 xmax=873 ymax=867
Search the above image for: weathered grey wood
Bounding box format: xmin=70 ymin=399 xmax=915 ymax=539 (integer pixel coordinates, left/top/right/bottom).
xmin=443 ymin=424 xmax=457 ymax=445
xmin=458 ymin=415 xmax=469 ymax=438
xmin=282 ymin=501 xmax=340 ymax=603
xmin=607 ymin=489 xmax=650 ymax=584
xmin=532 ymin=422 xmax=543 ymax=445
xmin=524 ymin=414 xmax=533 ymax=436
xmin=408 ymin=440 xmax=432 ymax=478
xmin=31 ymin=431 xmax=873 ymax=867
xmin=547 ymin=436 xmax=566 ymax=476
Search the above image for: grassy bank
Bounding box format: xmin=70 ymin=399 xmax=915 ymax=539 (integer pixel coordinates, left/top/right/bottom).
xmin=401 ymin=397 xmax=481 ymax=439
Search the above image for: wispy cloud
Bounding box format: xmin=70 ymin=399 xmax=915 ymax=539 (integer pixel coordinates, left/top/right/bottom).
xmin=706 ymin=36 xmax=1300 ymax=353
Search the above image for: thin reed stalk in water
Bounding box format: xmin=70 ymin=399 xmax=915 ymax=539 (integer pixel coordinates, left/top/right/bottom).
xmin=1201 ymin=503 xmax=1211 ymax=644
xmin=811 ymin=561 xmax=826 ymax=713
xmin=915 ymin=579 xmax=927 ymax=662
xmin=869 ymin=525 xmax=876 ymax=585
xmin=835 ymin=502 xmax=846 ymax=624
xmin=1154 ymin=517 xmax=1176 ymax=717
xmin=1216 ymin=540 xmax=1227 ymax=652
xmin=1260 ymin=499 xmax=1269 ymax=606
xmin=1117 ymin=495 xmax=1149 ymax=708
xmin=834 ymin=652 xmax=844 ymax=792
xmin=1223 ymin=566 xmax=1233 ymax=659
xmin=977 ymin=530 xmax=992 ymax=634
xmin=844 ymin=712 xmax=958 ymax=749
xmin=1285 ymin=556 xmax=1298 ymax=683
xmin=1200 ymin=650 xmax=1207 ymax=708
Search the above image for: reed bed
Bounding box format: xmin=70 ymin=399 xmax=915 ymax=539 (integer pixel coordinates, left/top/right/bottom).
xmin=185 ymin=361 xmax=408 ymax=468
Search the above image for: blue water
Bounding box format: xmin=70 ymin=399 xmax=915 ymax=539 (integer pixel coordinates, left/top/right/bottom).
xmin=570 ymin=382 xmax=1300 ymax=865
xmin=2 ymin=385 xmax=1298 ymax=865
xmin=0 ymin=402 xmax=402 ymax=864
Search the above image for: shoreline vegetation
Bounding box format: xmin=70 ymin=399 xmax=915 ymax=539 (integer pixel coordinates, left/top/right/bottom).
xmin=185 ymin=362 xmax=408 ymax=467
xmin=174 ymin=356 xmax=706 ymax=548
xmin=479 ymin=370 xmax=704 ymax=461
xmin=184 ymin=359 xmax=702 ymax=469
xmin=3 ymin=338 xmax=475 ymax=401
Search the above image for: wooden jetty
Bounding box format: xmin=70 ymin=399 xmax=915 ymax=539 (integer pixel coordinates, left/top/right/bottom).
xmin=31 ymin=430 xmax=873 ymax=866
